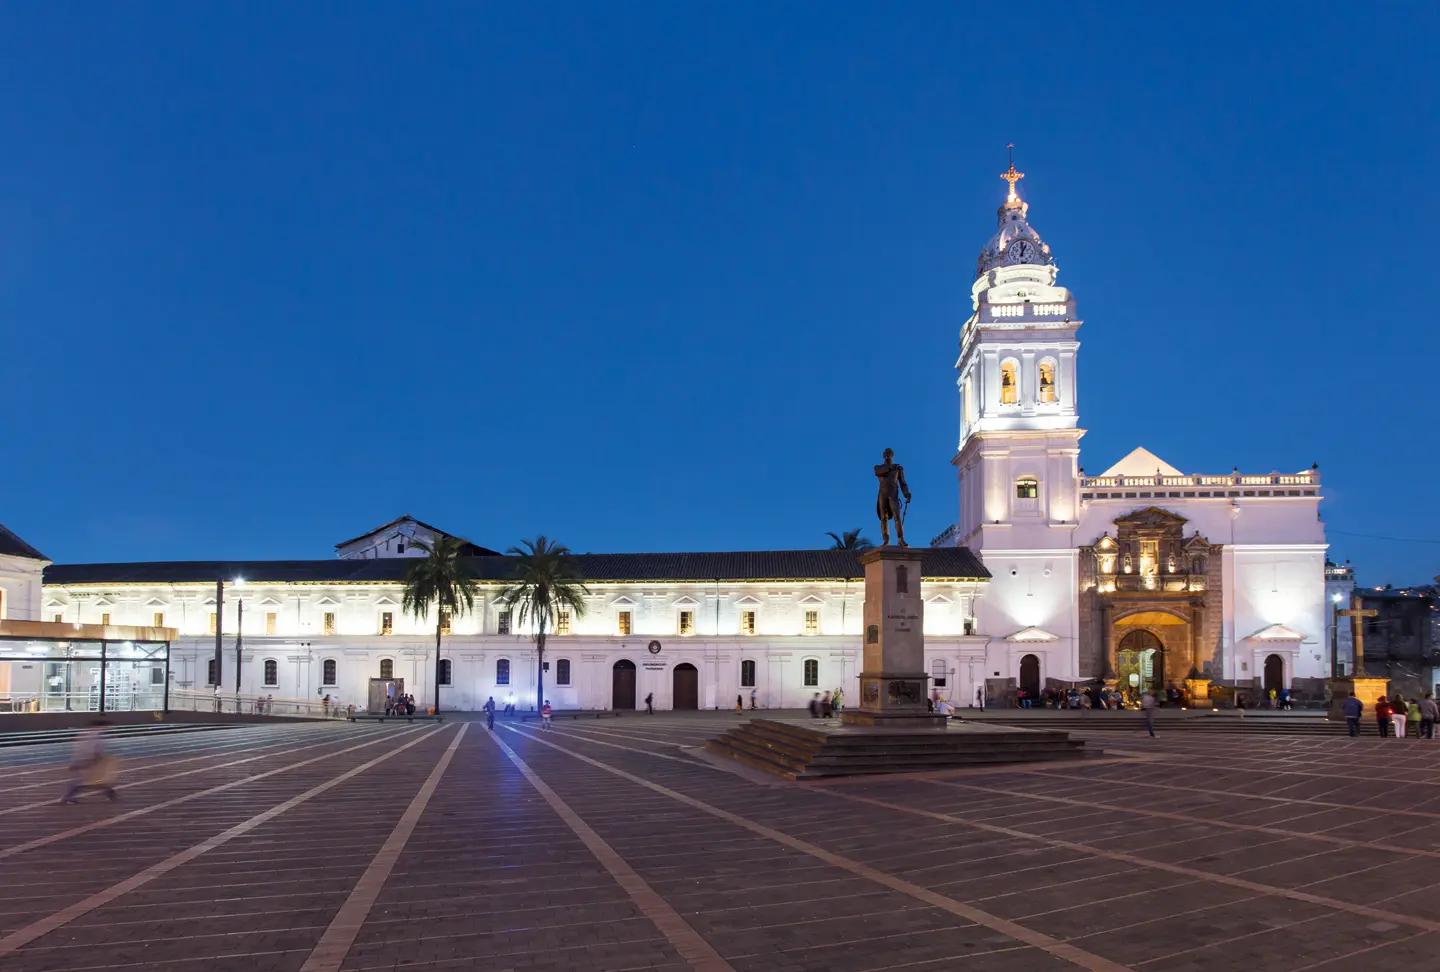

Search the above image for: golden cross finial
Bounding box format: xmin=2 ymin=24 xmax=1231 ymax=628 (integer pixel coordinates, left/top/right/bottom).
xmin=1000 ymin=143 xmax=1024 ymax=202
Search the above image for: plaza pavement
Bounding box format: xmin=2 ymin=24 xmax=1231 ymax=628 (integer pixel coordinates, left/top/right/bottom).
xmin=1 ymin=713 xmax=1439 ymax=971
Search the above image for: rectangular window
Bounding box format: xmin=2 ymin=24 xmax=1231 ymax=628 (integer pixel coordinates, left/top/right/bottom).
xmin=380 ymin=612 xmax=393 ymax=636
xmin=439 ymin=610 xmax=451 ymax=635
xmin=803 ymin=658 xmax=819 ymax=687
xmin=323 ymin=612 xmax=337 ymax=635
xmin=151 ymin=667 xmax=165 ymax=686
xmin=263 ymin=659 xmax=278 ymax=687
xmin=207 ymin=612 xmax=216 ymax=635
xmin=322 ymin=659 xmax=337 ymax=685
xmin=497 ymin=610 xmax=511 ymax=635
xmin=53 ymin=613 xmax=63 ymax=623
xmin=741 ymin=610 xmax=756 ymax=636
xmin=679 ymin=610 xmax=695 ymax=636
xmin=438 ymin=658 xmax=452 ymax=685
xmin=556 ymin=611 xmax=570 ymax=636
xmin=207 ymin=658 xmax=218 ymax=685
xmin=740 ymin=659 xmax=756 ymax=687
xmin=153 ymin=611 xmax=165 ymax=628
xmin=556 ymin=658 xmax=571 ymax=686
xmin=102 ymin=612 xmax=112 ymax=626
xmin=265 ymin=612 xmax=277 ymax=636
xmin=617 ymin=610 xmax=632 ymax=636
xmin=496 ymin=658 xmax=510 ymax=685
xmin=804 ymin=610 xmax=819 ymax=635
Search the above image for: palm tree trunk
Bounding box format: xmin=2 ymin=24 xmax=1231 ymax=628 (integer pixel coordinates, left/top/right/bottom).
xmin=434 ymin=620 xmax=443 ymax=715
xmin=536 ymin=628 xmax=546 ymax=713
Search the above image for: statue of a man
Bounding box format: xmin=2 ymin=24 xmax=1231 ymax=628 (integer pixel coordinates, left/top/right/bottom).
xmin=874 ymin=448 xmax=911 ymax=547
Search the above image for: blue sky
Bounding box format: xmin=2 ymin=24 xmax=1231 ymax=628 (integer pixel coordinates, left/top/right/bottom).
xmin=1 ymin=3 xmax=1436 ymax=585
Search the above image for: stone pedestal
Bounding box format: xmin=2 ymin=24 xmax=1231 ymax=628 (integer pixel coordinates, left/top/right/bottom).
xmin=1184 ymin=677 xmax=1213 ymax=709
xmin=1327 ymin=676 xmax=1390 ymax=718
xmin=842 ymin=547 xmax=945 ymax=729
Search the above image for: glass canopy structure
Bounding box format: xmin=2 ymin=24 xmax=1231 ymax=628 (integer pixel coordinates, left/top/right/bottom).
xmin=0 ymin=620 xmax=173 ymax=714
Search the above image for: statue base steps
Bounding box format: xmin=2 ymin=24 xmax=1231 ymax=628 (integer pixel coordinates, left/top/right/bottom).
xmin=704 ymin=718 xmax=1091 ymax=781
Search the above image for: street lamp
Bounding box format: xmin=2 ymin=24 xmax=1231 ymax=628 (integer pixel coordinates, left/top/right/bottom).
xmin=233 ymin=577 xmax=245 ymax=696
xmin=1330 ymin=591 xmax=1344 ymax=677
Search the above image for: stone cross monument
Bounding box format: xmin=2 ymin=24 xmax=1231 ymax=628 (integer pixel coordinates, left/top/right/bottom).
xmin=1328 ymin=592 xmax=1388 ymax=714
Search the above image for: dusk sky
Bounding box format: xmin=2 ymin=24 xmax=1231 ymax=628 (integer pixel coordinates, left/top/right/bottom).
xmin=2 ymin=3 xmax=1436 ymax=585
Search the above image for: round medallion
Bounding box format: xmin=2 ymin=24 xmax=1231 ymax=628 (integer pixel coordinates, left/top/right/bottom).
xmin=647 ymin=640 xmax=662 ymax=655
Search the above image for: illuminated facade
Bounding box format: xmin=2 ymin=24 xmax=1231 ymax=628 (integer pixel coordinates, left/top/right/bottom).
xmin=945 ymin=162 xmax=1328 ymax=699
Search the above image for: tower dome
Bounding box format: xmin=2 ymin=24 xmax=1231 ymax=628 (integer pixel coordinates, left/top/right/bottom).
xmin=975 ymin=159 xmax=1055 ymax=278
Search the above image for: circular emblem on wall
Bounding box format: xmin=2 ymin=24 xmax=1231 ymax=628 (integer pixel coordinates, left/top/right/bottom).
xmin=647 ymin=640 xmax=662 ymax=655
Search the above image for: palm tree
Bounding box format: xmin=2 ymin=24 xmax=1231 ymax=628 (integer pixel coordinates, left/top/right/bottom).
xmin=401 ymin=536 xmax=480 ymax=715
xmin=498 ymin=536 xmax=589 ymax=714
xmin=826 ymin=528 xmax=874 ymax=552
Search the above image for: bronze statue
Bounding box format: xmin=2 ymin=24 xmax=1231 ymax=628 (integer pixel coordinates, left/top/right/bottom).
xmin=874 ymin=448 xmax=911 ymax=547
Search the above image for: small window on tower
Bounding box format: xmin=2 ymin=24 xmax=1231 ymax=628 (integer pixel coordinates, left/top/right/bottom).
xmin=1000 ymin=360 xmax=1019 ymax=405
xmin=1016 ymin=477 xmax=1039 ymax=499
xmin=1038 ymin=360 xmax=1057 ymax=403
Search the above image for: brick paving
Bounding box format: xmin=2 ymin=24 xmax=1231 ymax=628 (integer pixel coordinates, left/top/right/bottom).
xmin=2 ymin=715 xmax=1440 ymax=971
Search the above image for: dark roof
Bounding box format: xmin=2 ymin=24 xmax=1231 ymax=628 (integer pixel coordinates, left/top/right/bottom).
xmin=43 ymin=547 xmax=989 ymax=586
xmin=333 ymin=515 xmax=499 ymax=557
xmin=0 ymin=523 xmax=48 ymax=562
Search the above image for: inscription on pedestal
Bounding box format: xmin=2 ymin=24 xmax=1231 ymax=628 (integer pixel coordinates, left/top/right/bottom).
xmin=888 ymin=680 xmax=924 ymax=705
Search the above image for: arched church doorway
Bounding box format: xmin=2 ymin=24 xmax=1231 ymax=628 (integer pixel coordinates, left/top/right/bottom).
xmin=672 ymin=663 xmax=699 ymax=710
xmin=1019 ymin=654 xmax=1041 ymax=699
xmin=1116 ymin=629 xmax=1164 ymax=695
xmin=1263 ymin=654 xmax=1285 ymax=695
xmin=612 ymin=660 xmax=636 ymax=710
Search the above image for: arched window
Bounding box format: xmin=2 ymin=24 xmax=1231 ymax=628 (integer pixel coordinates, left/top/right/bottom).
xmin=496 ymin=658 xmax=510 ymax=685
xmin=1000 ymin=360 xmax=1019 ymax=404
xmin=322 ymin=659 xmax=337 ymax=686
xmin=803 ymin=658 xmax=819 ymax=687
xmin=263 ymin=659 xmax=278 ymax=687
xmin=1016 ymin=476 xmax=1039 ymax=499
xmin=438 ymin=658 xmax=452 ymax=686
xmin=556 ymin=658 xmax=571 ymax=686
xmin=931 ymin=657 xmax=948 ymax=689
xmin=740 ymin=659 xmax=756 ymax=687
xmin=379 ymin=658 xmax=394 ymax=679
xmin=1038 ymin=360 xmax=1057 ymax=403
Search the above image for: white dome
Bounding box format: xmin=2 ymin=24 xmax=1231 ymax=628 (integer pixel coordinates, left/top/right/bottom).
xmin=975 ymin=163 xmax=1055 ymax=278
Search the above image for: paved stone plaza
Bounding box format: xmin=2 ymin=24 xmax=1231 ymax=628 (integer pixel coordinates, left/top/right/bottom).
xmin=2 ymin=714 xmax=1440 ymax=972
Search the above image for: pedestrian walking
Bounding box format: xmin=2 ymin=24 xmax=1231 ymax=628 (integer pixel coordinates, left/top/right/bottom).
xmin=1375 ymin=695 xmax=1393 ymax=737
xmin=1391 ymin=694 xmax=1409 ymax=739
xmin=60 ymin=720 xmax=118 ymax=804
xmin=808 ymin=693 xmax=821 ymax=718
xmin=1141 ymin=690 xmax=1157 ymax=737
xmin=749 ymin=688 xmax=757 ymax=710
xmin=541 ymin=700 xmax=553 ymax=729
xmin=833 ymin=687 xmax=843 ymax=715
xmin=1341 ymin=692 xmax=1363 ymax=737
xmin=735 ymin=694 xmax=743 ymax=715
xmin=645 ymin=692 xmax=654 ymax=715
xmin=483 ymin=695 xmax=496 ymax=730
xmin=1420 ymin=693 xmax=1438 ymax=739
xmin=821 ymin=691 xmax=833 ymax=718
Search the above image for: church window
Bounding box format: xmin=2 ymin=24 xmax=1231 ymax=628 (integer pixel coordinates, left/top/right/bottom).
xmin=53 ymin=613 xmax=63 ymax=623
xmin=496 ymin=658 xmax=510 ymax=685
xmin=741 ymin=610 xmax=757 ymax=636
xmin=1015 ymin=477 xmax=1039 ymax=499
xmin=207 ymin=612 xmax=215 ymax=635
xmin=207 ymin=658 xmax=218 ymax=685
xmin=740 ymin=659 xmax=756 ymax=687
xmin=497 ymin=611 xmax=511 ymax=635
xmin=556 ymin=658 xmax=571 ymax=685
xmin=322 ymin=659 xmax=337 ymax=686
xmin=556 ymin=610 xmax=570 ymax=635
xmin=265 ymin=612 xmax=277 ymax=636
xmin=323 ymin=612 xmax=336 ymax=635
xmin=263 ymin=659 xmax=278 ymax=687
xmin=1000 ymin=360 xmax=1019 ymax=404
xmin=102 ymin=612 xmax=111 ymax=625
xmin=1038 ymin=360 xmax=1057 ymax=403
xmin=438 ymin=659 xmax=451 ymax=685
xmin=617 ymin=610 xmax=633 ymax=636
xmin=803 ymin=658 xmax=819 ymax=687
xmin=379 ymin=658 xmax=394 ymax=679
xmin=439 ymin=610 xmax=451 ymax=635
xmin=804 ymin=609 xmax=820 ymax=635
xmin=396 ymin=542 xmax=405 ymax=554
xmin=153 ymin=611 xmax=165 ymax=628
xmin=679 ymin=610 xmax=695 ymax=635
xmin=380 ymin=612 xmax=394 ymax=636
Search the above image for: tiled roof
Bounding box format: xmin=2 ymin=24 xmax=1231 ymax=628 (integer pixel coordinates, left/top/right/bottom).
xmin=0 ymin=523 xmax=48 ymax=562
xmin=44 ymin=547 xmax=989 ymax=586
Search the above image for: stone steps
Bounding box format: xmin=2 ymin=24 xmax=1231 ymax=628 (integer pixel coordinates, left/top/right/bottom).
xmin=705 ymin=718 xmax=1091 ymax=780
xmin=967 ymin=714 xmax=1351 ymax=735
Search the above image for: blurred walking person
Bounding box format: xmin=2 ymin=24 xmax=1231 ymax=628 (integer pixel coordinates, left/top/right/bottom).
xmin=1420 ymin=693 xmax=1438 ymax=739
xmin=1341 ymin=692 xmax=1363 ymax=737
xmin=483 ymin=695 xmax=496 ymax=730
xmin=1141 ymin=690 xmax=1158 ymax=738
xmin=61 ymin=720 xmax=118 ymax=804
xmin=1391 ymin=694 xmax=1409 ymax=739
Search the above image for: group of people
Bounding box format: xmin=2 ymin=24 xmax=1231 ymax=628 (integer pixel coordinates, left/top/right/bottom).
xmin=1341 ymin=691 xmax=1439 ymax=738
xmin=384 ymin=693 xmax=418 ymax=717
xmin=732 ymin=689 xmax=760 ymax=713
xmin=807 ymin=690 xmax=844 ymax=718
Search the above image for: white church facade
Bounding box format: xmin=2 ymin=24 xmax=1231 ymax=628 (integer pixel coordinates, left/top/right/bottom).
xmin=4 ymin=163 xmax=1329 ymax=713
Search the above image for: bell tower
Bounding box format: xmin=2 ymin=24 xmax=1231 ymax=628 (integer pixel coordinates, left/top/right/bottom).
xmin=953 ymin=155 xmax=1083 ymax=550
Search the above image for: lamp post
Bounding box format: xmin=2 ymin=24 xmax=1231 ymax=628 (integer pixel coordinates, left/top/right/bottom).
xmin=1330 ymin=592 xmax=1343 ymax=677
xmin=233 ymin=577 xmax=245 ymax=696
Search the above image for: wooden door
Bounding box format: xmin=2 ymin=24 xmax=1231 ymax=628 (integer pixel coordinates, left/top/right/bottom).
xmin=672 ymin=663 xmax=699 ymax=710
xmin=612 ymin=661 xmax=636 ymax=710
